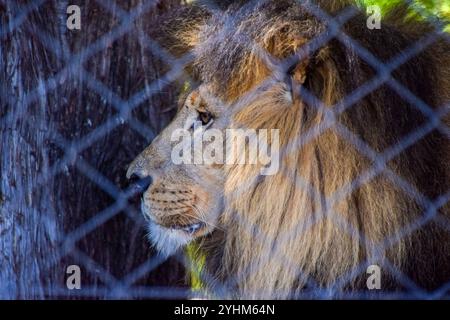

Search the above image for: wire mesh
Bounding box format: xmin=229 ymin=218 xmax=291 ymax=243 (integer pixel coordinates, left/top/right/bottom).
xmin=0 ymin=0 xmax=449 ymax=299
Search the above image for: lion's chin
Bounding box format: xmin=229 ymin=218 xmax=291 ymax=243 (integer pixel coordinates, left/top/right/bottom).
xmin=146 ymin=221 xmax=196 ymax=257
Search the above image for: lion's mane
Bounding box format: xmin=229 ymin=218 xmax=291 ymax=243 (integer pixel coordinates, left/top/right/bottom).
xmin=149 ymin=0 xmax=450 ymax=298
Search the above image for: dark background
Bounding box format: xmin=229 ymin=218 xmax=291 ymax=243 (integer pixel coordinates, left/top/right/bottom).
xmin=0 ymin=0 xmax=190 ymax=299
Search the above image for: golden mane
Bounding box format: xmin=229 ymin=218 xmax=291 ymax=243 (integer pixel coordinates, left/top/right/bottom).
xmin=148 ymin=0 xmax=450 ymax=298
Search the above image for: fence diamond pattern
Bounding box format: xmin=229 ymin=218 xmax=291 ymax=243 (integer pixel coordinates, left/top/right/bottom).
xmin=1 ymin=0 xmax=449 ymax=299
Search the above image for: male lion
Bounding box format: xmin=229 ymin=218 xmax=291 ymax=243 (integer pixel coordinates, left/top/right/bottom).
xmin=127 ymin=0 xmax=450 ymax=298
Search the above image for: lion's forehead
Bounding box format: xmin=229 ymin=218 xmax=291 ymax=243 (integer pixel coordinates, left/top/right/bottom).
xmin=187 ymin=91 xmax=200 ymax=108
xmin=193 ymin=3 xmax=322 ymax=100
xmin=185 ymin=89 xmax=209 ymax=111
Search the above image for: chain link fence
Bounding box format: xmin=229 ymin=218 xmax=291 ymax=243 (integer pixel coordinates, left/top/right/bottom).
xmin=0 ymin=0 xmax=449 ymax=299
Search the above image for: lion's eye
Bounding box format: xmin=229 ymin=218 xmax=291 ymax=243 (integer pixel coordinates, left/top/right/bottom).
xmin=198 ymin=111 xmax=213 ymax=126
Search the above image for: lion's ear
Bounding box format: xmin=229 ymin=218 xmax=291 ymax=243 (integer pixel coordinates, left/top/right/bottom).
xmin=285 ymin=55 xmax=310 ymax=105
xmin=303 ymin=47 xmax=342 ymax=107
xmin=261 ymin=28 xmax=311 ymax=103
xmin=283 ymin=47 xmax=342 ymax=109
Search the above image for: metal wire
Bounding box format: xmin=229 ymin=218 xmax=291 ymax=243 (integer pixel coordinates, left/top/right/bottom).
xmin=1 ymin=0 xmax=449 ymax=299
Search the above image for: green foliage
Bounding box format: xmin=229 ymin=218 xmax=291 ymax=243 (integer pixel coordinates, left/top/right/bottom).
xmin=186 ymin=242 xmax=206 ymax=291
xmin=359 ymin=0 xmax=450 ymax=31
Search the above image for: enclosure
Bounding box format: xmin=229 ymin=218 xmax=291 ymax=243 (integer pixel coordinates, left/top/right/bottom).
xmin=0 ymin=0 xmax=449 ymax=299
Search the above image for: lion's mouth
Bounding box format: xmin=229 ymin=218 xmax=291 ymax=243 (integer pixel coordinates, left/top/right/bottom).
xmin=141 ymin=201 xmax=207 ymax=235
xmin=170 ymin=222 xmax=206 ymax=234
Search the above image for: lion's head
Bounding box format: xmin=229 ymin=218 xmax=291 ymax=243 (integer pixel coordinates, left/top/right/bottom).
xmin=128 ymin=0 xmax=450 ymax=298
xmin=126 ymin=86 xmax=227 ymax=256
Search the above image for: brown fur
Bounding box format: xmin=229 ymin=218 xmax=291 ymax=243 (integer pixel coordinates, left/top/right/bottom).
xmin=134 ymin=0 xmax=450 ymax=298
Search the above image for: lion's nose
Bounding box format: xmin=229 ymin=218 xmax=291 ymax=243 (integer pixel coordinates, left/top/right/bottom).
xmin=126 ymin=156 xmax=148 ymax=180
xmin=128 ymin=173 xmax=152 ymax=197
xmin=127 ymin=157 xmax=153 ymax=195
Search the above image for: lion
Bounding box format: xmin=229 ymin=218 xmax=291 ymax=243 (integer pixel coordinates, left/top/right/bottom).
xmin=128 ymin=0 xmax=450 ymax=298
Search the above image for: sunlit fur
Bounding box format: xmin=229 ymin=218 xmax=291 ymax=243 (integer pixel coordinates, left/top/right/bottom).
xmin=139 ymin=0 xmax=450 ymax=298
